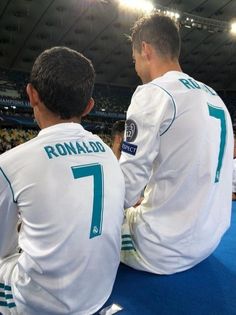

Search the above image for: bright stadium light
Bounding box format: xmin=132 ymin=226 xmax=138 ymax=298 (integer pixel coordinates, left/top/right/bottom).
xmin=119 ymin=0 xmax=154 ymax=13
xmin=164 ymin=10 xmax=180 ymax=20
xmin=174 ymin=12 xmax=180 ymax=19
xmin=230 ymin=22 xmax=236 ymax=34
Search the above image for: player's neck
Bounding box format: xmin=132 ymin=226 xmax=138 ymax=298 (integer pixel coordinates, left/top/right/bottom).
xmin=112 ymin=143 xmax=121 ymax=160
xmin=36 ymin=108 xmax=81 ymax=129
xmin=150 ymin=58 xmax=182 ymax=81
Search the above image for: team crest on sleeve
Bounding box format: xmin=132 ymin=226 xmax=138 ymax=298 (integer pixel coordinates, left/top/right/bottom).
xmin=126 ymin=119 xmax=138 ymax=142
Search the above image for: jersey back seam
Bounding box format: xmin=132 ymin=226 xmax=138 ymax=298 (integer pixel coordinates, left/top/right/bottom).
xmin=150 ymin=82 xmax=176 ymax=136
xmin=0 ymin=167 xmax=17 ymax=203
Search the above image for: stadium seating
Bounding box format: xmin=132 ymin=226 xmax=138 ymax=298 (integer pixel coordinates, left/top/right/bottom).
xmin=0 ymin=68 xmax=236 ymax=142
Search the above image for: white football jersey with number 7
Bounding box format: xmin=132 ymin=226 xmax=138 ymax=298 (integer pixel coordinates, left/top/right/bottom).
xmin=120 ymin=71 xmax=233 ymax=274
xmin=0 ymin=123 xmax=125 ymax=314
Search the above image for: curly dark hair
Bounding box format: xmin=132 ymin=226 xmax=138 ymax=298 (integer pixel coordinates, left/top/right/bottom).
xmin=30 ymin=46 xmax=95 ymax=119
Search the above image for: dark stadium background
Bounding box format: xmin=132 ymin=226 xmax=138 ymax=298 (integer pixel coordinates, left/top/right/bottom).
xmin=0 ymin=0 xmax=235 ymax=152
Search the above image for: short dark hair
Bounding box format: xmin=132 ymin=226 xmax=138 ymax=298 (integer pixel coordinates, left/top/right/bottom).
xmin=30 ymin=46 xmax=95 ymax=119
xmin=233 ymin=125 xmax=236 ymax=137
xmin=111 ymin=120 xmax=125 ymax=140
xmin=131 ymin=12 xmax=180 ymax=59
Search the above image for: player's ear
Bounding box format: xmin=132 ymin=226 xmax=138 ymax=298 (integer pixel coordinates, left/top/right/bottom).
xmin=141 ymin=41 xmax=152 ymax=61
xmin=26 ymin=83 xmax=41 ymax=109
xmin=81 ymin=98 xmax=94 ymax=117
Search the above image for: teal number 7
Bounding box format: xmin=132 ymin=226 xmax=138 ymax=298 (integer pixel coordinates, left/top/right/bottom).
xmin=71 ymin=163 xmax=104 ymax=238
xmin=208 ymin=103 xmax=227 ymax=183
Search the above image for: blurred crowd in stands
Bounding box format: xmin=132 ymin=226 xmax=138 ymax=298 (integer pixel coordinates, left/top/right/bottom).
xmin=0 ymin=128 xmax=112 ymax=154
xmin=0 ymin=68 xmax=236 ymax=155
xmin=0 ymin=128 xmax=38 ymax=153
xmin=93 ymin=84 xmax=133 ymax=113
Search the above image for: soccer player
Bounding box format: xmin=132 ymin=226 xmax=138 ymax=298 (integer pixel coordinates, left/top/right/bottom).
xmin=111 ymin=120 xmax=125 ymax=159
xmin=120 ymin=13 xmax=233 ymax=274
xmin=0 ymin=47 xmax=125 ymax=314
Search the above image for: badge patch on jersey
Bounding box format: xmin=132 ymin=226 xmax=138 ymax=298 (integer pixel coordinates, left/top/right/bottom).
xmin=121 ymin=141 xmax=137 ymax=156
xmin=126 ymin=119 xmax=138 ymax=142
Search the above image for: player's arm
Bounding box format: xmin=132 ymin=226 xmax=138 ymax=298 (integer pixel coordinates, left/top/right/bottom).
xmin=0 ymin=168 xmax=18 ymax=258
xmin=120 ymin=84 xmax=175 ymax=208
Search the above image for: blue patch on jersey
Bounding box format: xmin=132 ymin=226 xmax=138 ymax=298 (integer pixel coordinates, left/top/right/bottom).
xmin=122 ymin=141 xmax=137 ymax=156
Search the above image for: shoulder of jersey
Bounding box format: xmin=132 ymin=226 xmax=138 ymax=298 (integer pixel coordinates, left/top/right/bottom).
xmin=133 ymin=80 xmax=167 ymax=99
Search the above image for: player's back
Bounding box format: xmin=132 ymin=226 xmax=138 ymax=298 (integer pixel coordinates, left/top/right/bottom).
xmin=0 ymin=123 xmax=124 ymax=314
xmin=137 ymin=71 xmax=233 ymax=274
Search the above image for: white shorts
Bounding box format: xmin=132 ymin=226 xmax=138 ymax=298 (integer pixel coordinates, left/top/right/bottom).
xmin=0 ymin=254 xmax=19 ymax=315
xmin=120 ymin=207 xmax=153 ymax=272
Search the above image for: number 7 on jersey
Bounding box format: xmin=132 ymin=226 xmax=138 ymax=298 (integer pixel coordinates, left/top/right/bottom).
xmin=71 ymin=163 xmax=104 ymax=239
xmin=208 ymin=103 xmax=227 ymax=183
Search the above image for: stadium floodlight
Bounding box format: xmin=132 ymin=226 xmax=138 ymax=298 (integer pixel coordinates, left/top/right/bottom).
xmin=119 ymin=0 xmax=154 ymax=13
xmin=163 ymin=10 xmax=180 ymax=20
xmin=175 ymin=12 xmax=180 ymax=19
xmin=230 ymin=22 xmax=236 ymax=34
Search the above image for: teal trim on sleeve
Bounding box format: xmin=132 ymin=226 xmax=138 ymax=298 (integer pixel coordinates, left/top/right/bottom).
xmin=0 ymin=301 xmax=17 ymax=309
xmin=121 ymin=246 xmax=136 ymax=251
xmin=0 ymin=283 xmax=12 ymax=291
xmin=0 ymin=293 xmax=13 ymax=299
xmin=3 ymin=285 xmax=12 ymax=291
xmin=122 ymin=240 xmax=133 ymax=245
xmin=150 ymin=83 xmax=177 ymax=136
xmin=0 ymin=283 xmax=16 ymax=308
xmin=122 ymin=234 xmax=132 ymax=238
xmin=8 ymin=302 xmax=16 ymax=308
xmin=0 ymin=168 xmax=17 ymax=203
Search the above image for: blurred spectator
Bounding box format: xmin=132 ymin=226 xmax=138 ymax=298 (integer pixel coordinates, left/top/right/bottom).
xmin=99 ymin=133 xmax=113 ymax=147
xmin=111 ymin=120 xmax=125 ymax=159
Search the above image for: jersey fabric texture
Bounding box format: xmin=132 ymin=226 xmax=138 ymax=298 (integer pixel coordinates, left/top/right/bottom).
xmin=0 ymin=123 xmax=125 ymax=315
xmin=120 ymin=71 xmax=233 ymax=275
xmin=233 ymin=159 xmax=236 ymax=193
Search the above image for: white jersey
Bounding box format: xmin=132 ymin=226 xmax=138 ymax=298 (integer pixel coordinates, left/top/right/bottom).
xmin=0 ymin=123 xmax=125 ymax=314
xmin=233 ymin=159 xmax=236 ymax=193
xmin=120 ymin=71 xmax=233 ymax=274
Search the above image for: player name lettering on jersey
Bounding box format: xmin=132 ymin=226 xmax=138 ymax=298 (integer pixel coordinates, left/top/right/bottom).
xmin=44 ymin=141 xmax=106 ymax=159
xmin=179 ymin=78 xmax=217 ymax=96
